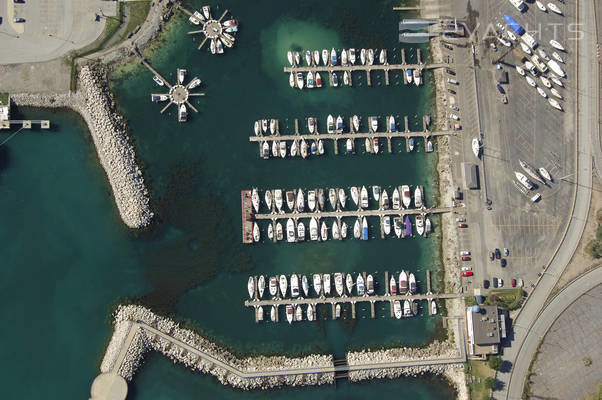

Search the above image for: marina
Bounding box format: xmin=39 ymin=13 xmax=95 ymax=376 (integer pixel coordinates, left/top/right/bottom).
xmin=179 ymin=5 xmax=238 ymax=54
xmin=284 ymin=48 xmax=448 ymax=87
xmin=250 ymin=114 xmax=459 ymax=155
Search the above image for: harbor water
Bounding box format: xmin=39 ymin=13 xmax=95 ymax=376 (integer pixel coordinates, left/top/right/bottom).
xmin=0 ymin=0 xmax=455 ymax=398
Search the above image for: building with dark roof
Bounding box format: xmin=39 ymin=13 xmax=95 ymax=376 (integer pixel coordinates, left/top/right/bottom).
xmin=465 ymin=305 xmax=507 ymax=357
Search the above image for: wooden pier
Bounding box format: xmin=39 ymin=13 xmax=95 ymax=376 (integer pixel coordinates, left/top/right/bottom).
xmin=253 ymin=205 xmax=454 ymax=220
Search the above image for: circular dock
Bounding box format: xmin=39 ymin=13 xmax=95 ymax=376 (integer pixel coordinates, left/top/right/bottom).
xmin=90 ymin=372 xmax=128 ymax=400
xmin=169 ymin=85 xmax=189 ymax=104
xmin=203 ymin=20 xmax=223 ymax=39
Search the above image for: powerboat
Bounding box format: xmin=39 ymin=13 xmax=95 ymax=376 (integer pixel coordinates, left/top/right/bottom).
xmin=305 ymin=50 xmax=312 ymax=66
xmin=515 ymin=171 xmax=534 ymax=190
xmin=322 ymin=49 xmax=329 ymax=65
xmin=370 ymin=116 xmax=378 ymax=132
xmin=548 ymin=60 xmax=566 ymax=78
xmin=153 ymin=75 xmax=164 ymax=86
xmin=394 ymin=217 xmax=403 ymax=238
xmin=343 ymin=71 xmax=350 ymax=86
xmin=247 ymin=276 xmax=254 ymax=299
xmin=334 ymin=273 xmax=344 ymax=296
xmin=390 ymin=275 xmax=397 ymax=295
xmin=431 ymin=300 xmax=437 ymax=315
xmin=360 ymin=48 xmax=366 ymax=65
xmin=262 ymin=119 xmax=268 ymax=133
xmin=295 ymin=305 xmax=303 ymax=321
xmin=336 ymin=115 xmax=344 ymax=133
xmin=269 ymin=276 xmax=278 ymax=297
xmin=262 ymin=141 xmax=270 ymax=159
xmin=406 ymin=69 xmax=413 ymax=84
xmin=405 ymin=215 xmax=412 ymax=237
xmin=366 ymin=274 xmax=374 ymax=295
xmin=526 ymin=75 xmax=536 ymax=87
xmin=323 ymin=274 xmax=331 ymax=295
xmin=330 ymin=48 xmax=337 ymax=65
xmin=294 ymin=52 xmax=300 ymax=65
xmin=392 ymin=187 xmax=401 ymax=210
xmin=349 ymin=48 xmax=356 ymax=64
xmin=286 ymin=218 xmax=296 ymax=242
xmin=202 ymin=5 xmax=211 ymax=19
xmin=521 ymin=42 xmax=532 ymax=55
xmin=394 ymin=301 xmax=402 ymax=319
xmin=401 ymin=185 xmax=411 ymax=208
xmin=313 ymin=50 xmax=320 ymax=66
xmin=307 ymin=304 xmax=314 ymax=321
xmin=409 ymin=273 xmax=417 ymax=294
xmin=547 ymin=2 xmax=562 ymax=15
xmin=308 ymin=117 xmax=316 ymax=134
xmin=373 ymin=138 xmax=379 ymax=154
xmin=267 ymin=223 xmax=273 ymax=240
xmin=338 ymin=188 xmax=347 ymax=208
xmin=408 ymin=138 xmax=415 ymax=151
xmin=352 ymin=115 xmax=360 ymax=132
xmin=360 ymin=186 xmax=369 ymax=209
xmin=297 ymin=221 xmax=305 ymax=241
xmin=389 ymin=116 xmax=396 ymax=132
xmin=291 ymin=274 xmax=299 ymax=297
xmin=350 ymin=186 xmax=359 ymax=206
xmin=301 ymin=275 xmax=309 ymax=297
xmin=274 ymin=189 xmax=283 ymax=212
xmin=362 ymin=217 xmax=368 ymax=241
xmin=535 ymin=0 xmax=547 ymax=11
xmin=276 ymin=222 xmax=283 ymax=241
xmin=539 ymin=167 xmax=552 ymax=181
xmin=346 ymin=139 xmax=354 ymax=153
xmin=300 ymin=139 xmax=308 ymax=159
xmin=425 ymin=216 xmax=432 ymax=236
xmin=321 ymin=221 xmax=328 ymax=241
xmin=472 ymin=137 xmax=481 ymax=158
xmin=286 ymin=305 xmax=293 ymax=324
xmin=399 ymin=271 xmax=408 ymax=293
xmin=313 ymin=274 xmax=322 ymax=296
xmin=216 ymin=39 xmax=224 ymax=54
xmin=427 ymin=140 xmax=433 ymax=152
xmin=380 ymin=189 xmax=389 ymax=209
xmin=307 ymin=71 xmax=315 ymax=89
xmin=372 ymin=186 xmax=380 ymax=202
xmin=367 ymin=49 xmax=374 ymax=65
xmin=296 ymin=188 xmax=305 ymax=212
xmin=365 ymin=137 xmax=372 ymax=153
xmin=271 ymin=305 xmax=277 ymax=322
xmin=291 ymin=140 xmax=298 ymax=157
xmin=416 ymin=214 xmax=425 ymax=236
xmin=251 ymin=188 xmax=260 ymax=213
xmin=341 ymin=49 xmax=348 ymax=65
xmin=383 ymin=216 xmax=391 ymax=235
xmin=379 ymin=49 xmax=387 ymax=64
xmin=516 ymin=65 xmax=525 ymax=76
xmin=328 ymin=188 xmax=337 ymax=209
xmin=316 ymin=73 xmax=323 ymax=88
xmin=311 ymin=141 xmax=317 ymax=155
xmin=414 ymin=186 xmax=423 ymax=208
xmin=177 ymin=68 xmax=186 ymax=84
xmin=354 ymin=218 xmax=361 ymax=239
xmin=549 ymin=39 xmax=565 ymax=51
xmin=403 ymin=300 xmax=412 ymax=316
xmin=296 ymin=72 xmax=304 ymax=89
xmin=538 ymin=48 xmax=550 ymax=61
xmin=540 ymin=76 xmax=552 ymax=88
xmin=327 ymin=114 xmax=335 ymax=133
xmin=308 ymin=190 xmax=316 ymax=211
xmin=335 ymin=304 xmax=341 ymax=318
xmin=280 ymin=274 xmax=288 ymax=297
xmin=187 ymin=77 xmax=201 ymax=89
xmin=332 ymin=220 xmax=340 ymax=240
xmin=178 ymin=104 xmax=187 ymax=122
xmin=310 ymin=217 xmax=319 ymax=241
xmin=356 ymin=274 xmax=365 ymax=296
xmin=332 ymin=72 xmax=339 ymax=87
xmin=346 ymin=274 xmax=353 ymax=295
xmin=341 ymin=222 xmax=348 ymax=239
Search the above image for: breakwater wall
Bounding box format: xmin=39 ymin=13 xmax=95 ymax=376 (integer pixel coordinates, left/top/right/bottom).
xmin=10 ymin=66 xmax=153 ymax=228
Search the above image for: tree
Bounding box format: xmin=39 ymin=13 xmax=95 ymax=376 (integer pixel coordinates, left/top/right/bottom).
xmin=488 ymin=355 xmax=503 ymax=371
xmin=484 ymin=377 xmax=497 ymax=390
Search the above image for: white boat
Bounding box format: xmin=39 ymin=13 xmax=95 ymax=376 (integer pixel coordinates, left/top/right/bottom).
xmin=380 ymin=189 xmax=389 ymax=209
xmin=338 ymin=188 xmax=347 ymax=208
xmin=336 ymin=115 xmax=344 ymax=133
xmin=390 ymin=276 xmax=397 ymax=295
xmin=178 ymin=104 xmax=187 ymax=122
xmin=520 ymin=159 xmax=546 ymax=184
xmin=272 ymin=141 xmax=278 ymax=157
xmin=401 ymin=185 xmax=411 ymax=209
xmin=349 ymin=48 xmax=356 ymax=64
xmin=269 ymin=276 xmax=278 ymax=296
xmin=291 ymin=274 xmax=299 ymax=298
xmin=286 ymin=305 xmax=293 ymax=324
xmin=289 ymin=72 xmax=295 ymax=88
xmin=216 ymin=39 xmax=224 ymax=54
xmin=295 ymin=305 xmax=302 ymax=321
xmin=305 ymin=50 xmax=312 ymax=66
xmin=331 ymin=48 xmax=337 ymax=65
xmin=187 ymin=77 xmax=201 ymax=90
xmin=313 ymin=274 xmax=322 ymax=296
xmin=296 ymin=188 xmax=304 ymax=212
xmin=328 ymin=188 xmax=337 ymax=209
xmin=286 ymin=218 xmax=296 ymax=242
xmin=317 ymin=189 xmax=325 ymax=210
xmin=253 ymin=121 xmax=260 ymax=136
xmin=409 ymin=273 xmax=416 ymax=294
xmin=521 ymin=42 xmax=532 ymax=55
xmin=343 ymin=71 xmax=350 ymax=86
xmin=362 ymin=217 xmax=368 ymax=241
xmin=413 ymin=69 xmax=422 ymax=86
xmin=177 ymin=68 xmax=186 ymax=84
xmin=403 ymin=300 xmax=412 ymax=316
xmin=548 ymin=98 xmax=563 ymax=110
xmin=323 ymin=274 xmax=331 ymax=295
xmin=365 ymin=137 xmax=372 ymax=153
xmin=388 ymin=116 xmax=396 ymax=132
xmin=540 ymin=76 xmax=552 ymax=88
xmin=322 ymin=49 xmax=329 ymax=65
xmin=152 ymin=75 xmax=164 ymax=86
xmin=341 ymin=49 xmax=348 ymax=65
xmin=346 ymin=274 xmax=353 ymax=294
xmin=327 ymin=114 xmax=335 ymax=134
xmin=367 ymin=49 xmax=374 ymax=65
xmin=310 ymin=217 xmax=319 ymax=241
xmin=271 ymin=305 xmax=277 ymax=321
xmin=425 ymin=216 xmax=432 ymax=236
xmin=307 ymin=304 xmax=314 ymax=321
xmin=350 ymin=186 xmax=359 ymax=206
xmin=296 ymin=72 xmax=304 ymax=89
xmin=472 ymin=137 xmax=481 ymax=158
xmin=332 ymin=220 xmax=340 ymax=240
xmin=431 ymin=300 xmax=437 ymax=315
xmin=247 ymin=276 xmax=254 ymax=299
xmin=526 ymin=75 xmax=537 ymax=87
xmin=297 ymin=221 xmax=305 ymax=241
xmin=416 ymin=214 xmax=425 ymax=236
xmin=394 ymin=217 xmax=402 ymax=238
xmin=366 ymin=274 xmax=374 ymax=295
xmin=383 ymin=216 xmax=391 ymax=235
xmin=547 ymin=2 xmax=562 ymax=15
xmin=276 ymin=222 xmax=283 ymax=241
xmin=373 ymin=138 xmax=379 ymax=154
xmin=287 ymin=51 xmax=293 ymax=66
xmin=352 ymin=115 xmax=360 ymax=133
xmin=335 ymin=304 xmax=341 ymax=318
xmin=300 ymin=139 xmax=308 ymax=159
xmin=307 ymin=71 xmax=315 ymax=89
xmin=539 ymin=167 xmax=552 ymax=181
xmin=399 ymin=271 xmax=408 ymax=293
xmin=313 ymin=50 xmax=320 ymax=66
xmin=334 ymin=273 xmax=344 ymax=296
xmin=345 ymin=138 xmax=354 ymax=153
xmin=552 ymin=51 xmax=564 ymax=63
xmin=353 ymin=219 xmax=361 ymax=239
xmin=372 ymin=186 xmax=380 ymax=202
xmin=267 ymin=223 xmax=273 ymax=240
xmin=538 ymin=49 xmax=550 ymax=61
xmin=308 ymin=117 xmax=316 ymax=134
xmin=274 ymin=189 xmax=283 ymax=212
xmin=547 ymin=60 xmax=566 ymax=78
xmin=280 ymin=275 xmax=288 ymax=297
xmin=294 ymin=52 xmax=300 ymax=65
xmin=270 ymin=119 xmax=276 ymax=134
xmin=262 ymin=119 xmax=268 ymax=133
xmin=515 ymin=171 xmax=534 ymax=190
xmin=379 ymin=49 xmax=387 ymax=64
xmin=202 ymin=5 xmax=211 ymax=19
xmin=357 ymin=274 xmax=365 ymax=296
xmin=414 ymin=186 xmax=423 ymax=208
xmin=318 ymin=140 xmax=324 ymax=155
xmin=392 ymin=187 xmax=401 ymax=210
xmin=536 ymin=0 xmax=547 ymax=11
xmin=307 ymin=190 xmax=316 ymax=211
xmin=406 ymin=69 xmax=413 ymax=84
xmin=360 ymin=186 xmax=369 ymax=209
xmin=393 ymin=301 xmax=402 ymax=319
xmin=252 ymin=188 xmax=260 ymax=213
xmin=341 ymin=221 xmax=348 ymax=239
xmin=551 ymin=88 xmax=563 ymax=99
xmin=264 ymin=190 xmax=273 ymax=211
xmin=360 ymin=48 xmax=366 ymax=65
xmin=516 ymin=65 xmax=525 ymax=76
xmin=291 ymin=140 xmax=298 ymax=157
xmin=427 ymin=140 xmax=433 ymax=152
xmin=370 ymin=116 xmax=378 ymax=132
xmin=536 ymin=87 xmax=547 ymax=98
xmin=321 ymin=221 xmax=328 ymax=241
xmin=549 ymin=40 xmax=565 ymax=51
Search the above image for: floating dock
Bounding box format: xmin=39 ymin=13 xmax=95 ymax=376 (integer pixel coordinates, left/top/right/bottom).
xmin=241 ymin=190 xmax=254 ymax=244
xmin=0 ymin=120 xmax=50 ymax=130
xmin=179 ymin=5 xmax=235 ymax=52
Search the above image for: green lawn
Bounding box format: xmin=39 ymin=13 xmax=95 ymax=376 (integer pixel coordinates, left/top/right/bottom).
xmin=0 ymin=92 xmax=9 ymax=105
xmin=466 ymin=360 xmax=494 ymax=400
xmin=486 ymin=288 xmax=523 ymax=310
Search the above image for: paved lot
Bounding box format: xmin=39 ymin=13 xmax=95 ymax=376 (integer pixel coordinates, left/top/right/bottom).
xmin=0 ymin=0 xmax=116 ymax=64
xmin=530 ymin=284 xmax=602 ymax=400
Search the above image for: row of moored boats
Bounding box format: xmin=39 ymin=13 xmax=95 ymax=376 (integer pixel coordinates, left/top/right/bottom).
xmin=187 ymin=5 xmax=238 ymax=54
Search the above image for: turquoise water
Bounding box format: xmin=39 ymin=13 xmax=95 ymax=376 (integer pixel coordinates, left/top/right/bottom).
xmin=0 ymin=0 xmax=455 ymax=398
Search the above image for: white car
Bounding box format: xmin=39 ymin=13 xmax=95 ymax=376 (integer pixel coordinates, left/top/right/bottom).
xmin=449 ymin=113 xmax=460 ymax=121
xmin=449 ymin=104 xmax=459 ymax=111
xmin=461 ymin=266 xmax=472 ymax=272
xmin=498 ymin=278 xmax=504 ymax=287
xmin=460 ymin=250 xmax=471 ymax=256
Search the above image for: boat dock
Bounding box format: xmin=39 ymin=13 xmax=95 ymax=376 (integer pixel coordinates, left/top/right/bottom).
xmin=0 ymin=120 xmax=50 ymax=130
xmin=179 ymin=5 xmax=236 ymax=52
xmin=250 ymin=115 xmax=458 ymax=155
xmin=284 ymin=49 xmax=448 ymax=87
xmin=241 ymin=190 xmax=254 ymax=244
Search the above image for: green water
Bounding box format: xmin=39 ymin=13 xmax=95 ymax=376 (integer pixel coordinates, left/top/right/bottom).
xmin=0 ymin=0 xmax=455 ymax=398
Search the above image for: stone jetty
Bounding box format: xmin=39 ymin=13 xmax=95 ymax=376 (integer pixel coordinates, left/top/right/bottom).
xmin=10 ymin=66 xmax=153 ymax=228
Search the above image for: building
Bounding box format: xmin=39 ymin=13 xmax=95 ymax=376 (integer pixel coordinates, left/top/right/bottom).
xmin=465 ymin=305 xmax=507 ymax=357
xmin=462 ymin=162 xmax=479 ymax=190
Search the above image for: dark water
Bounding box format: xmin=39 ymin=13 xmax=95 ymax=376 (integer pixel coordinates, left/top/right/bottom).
xmin=0 ymin=0 xmax=455 ymax=398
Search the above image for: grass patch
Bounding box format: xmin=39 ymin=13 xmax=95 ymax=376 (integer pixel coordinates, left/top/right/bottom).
xmin=585 ymin=209 xmax=602 ymax=258
xmin=522 ymin=339 xmax=543 ymax=400
xmin=584 ymin=385 xmax=602 ymax=400
xmin=123 ymin=1 xmax=151 ymax=38
xmin=466 ymin=360 xmax=495 ymax=400
xmin=0 ymin=92 xmax=9 ymax=105
xmin=486 ymin=288 xmax=524 ymax=310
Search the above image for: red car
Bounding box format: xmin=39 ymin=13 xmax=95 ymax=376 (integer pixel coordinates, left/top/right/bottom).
xmin=461 ymin=256 xmax=471 ymax=261
xmin=461 ymin=271 xmax=473 ymax=277
xmin=511 ymin=278 xmax=517 ymax=287
xmin=458 ymin=223 xmax=467 ymax=228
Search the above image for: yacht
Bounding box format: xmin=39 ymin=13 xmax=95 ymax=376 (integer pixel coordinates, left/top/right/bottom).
xmin=394 ymin=301 xmax=402 ymax=319
xmin=350 ymin=186 xmax=359 ymax=207
xmin=295 ymin=305 xmax=303 ymax=321
xmin=286 ymin=305 xmax=294 ymax=324
xmin=307 ymin=304 xmax=314 ymax=321
xmin=291 ymin=274 xmax=300 ymax=298
xmin=370 ymin=116 xmax=378 ymax=132
xmin=416 ymin=214 xmax=425 ymax=236
xmin=414 ymin=186 xmax=423 ymax=208
xmin=327 ymin=114 xmax=335 ymax=133
xmin=308 ymin=117 xmax=316 ymax=134
xmin=338 ymin=188 xmax=347 ymax=208
xmin=322 ymin=49 xmax=329 ymax=65
xmin=352 ymin=115 xmax=360 ymax=133
xmin=296 ymin=188 xmax=305 ymax=212
xmin=360 ymin=186 xmax=369 ymax=209
xmin=280 ymin=275 xmax=288 ymax=297
xmin=332 ymin=220 xmax=340 ymax=240
xmin=472 ymin=137 xmax=481 ymax=158
xmin=372 ymin=186 xmax=380 ymax=202
xmin=321 ymin=221 xmax=328 ymax=241
xmin=346 ymin=274 xmax=354 ymax=295
xmin=310 ymin=217 xmax=319 ymax=241
xmin=383 ymin=216 xmax=391 ymax=235
xmin=271 ymin=305 xmax=277 ymax=322
xmin=401 ymin=185 xmax=411 ymax=208
xmin=296 ymin=72 xmax=304 ymax=89
xmin=399 ymin=271 xmax=408 ymax=294
xmin=379 ymin=49 xmax=387 ymax=64
xmin=178 ymin=104 xmax=187 ymax=122
xmin=394 ymin=217 xmax=403 ymax=238
xmin=269 ymin=276 xmax=278 ymax=297
xmin=334 ymin=273 xmax=344 ymax=296
xmin=275 ymin=222 xmax=283 ymax=241
xmin=362 ymin=217 xmax=368 ymax=240
xmin=323 ymin=274 xmax=331 ymax=295
xmin=247 ymin=276 xmax=254 ymax=299
xmin=251 ymin=188 xmax=260 ymax=213
xmin=328 ymin=188 xmax=337 ymax=209
xmin=360 ymin=48 xmax=366 ymax=65
xmin=286 ymin=218 xmax=296 ymax=242
xmin=330 ymin=48 xmax=337 ymax=65
xmin=313 ymin=274 xmax=322 ymax=296
xmin=274 ymin=189 xmax=283 ymax=212
xmin=297 ymin=221 xmax=305 ymax=241
xmin=403 ymin=300 xmax=412 ymax=316
xmin=392 ymin=187 xmax=401 ymax=210
xmin=357 ymin=274 xmax=365 ymax=296
xmin=308 ymin=190 xmax=316 ymax=211
xmin=409 ymin=273 xmax=417 ymax=294
xmin=390 ymin=275 xmax=397 ymax=295
xmin=380 ymin=189 xmax=389 ymax=209
xmin=349 ymin=48 xmax=356 ymax=64
xmin=366 ymin=274 xmax=374 ymax=295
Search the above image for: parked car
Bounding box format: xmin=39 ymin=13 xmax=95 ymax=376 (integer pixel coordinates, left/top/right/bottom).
xmin=461 ymin=266 xmax=472 ymax=272
xmin=458 ymin=223 xmax=467 ymax=228
xmin=449 ymin=104 xmax=459 ymax=111
xmin=449 ymin=113 xmax=460 ymax=121
xmin=461 ymin=271 xmax=473 ymax=277
xmin=499 ymin=278 xmax=504 ymax=287
xmin=461 ymin=256 xmax=471 ymax=261
xmin=495 ymin=248 xmax=501 ymax=259
xmin=511 ymin=278 xmax=517 ymax=287
xmin=447 ymin=78 xmax=459 ymax=85
xmin=460 ymin=250 xmax=471 ymax=256
xmin=501 ymin=94 xmax=508 ymax=104
xmin=456 ymin=216 xmax=466 ymax=222
xmin=492 ymin=277 xmax=499 ymax=288
xmin=445 ymin=68 xmax=456 ymax=75
xmin=501 ymin=258 xmax=507 ymax=267
xmin=490 ymin=42 xmax=498 ymax=52
xmin=519 ymin=279 xmax=524 ymax=288
xmin=503 ymin=248 xmax=509 ymax=256
xmin=483 ymin=280 xmax=490 ymax=289
xmin=443 ymin=43 xmax=453 ymax=50
xmin=489 ymin=252 xmax=495 ymax=261
xmin=13 ymin=17 xmax=25 ymax=23
xmin=447 ymin=88 xmax=456 ymax=95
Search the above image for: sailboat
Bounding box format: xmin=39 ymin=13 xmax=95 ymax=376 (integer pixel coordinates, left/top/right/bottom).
xmin=335 ymin=304 xmax=341 ymax=318
xmin=317 ymin=189 xmax=325 ymax=210
xmin=409 ymin=273 xmax=417 ymax=294
xmin=362 ymin=217 xmax=369 ymax=241
xmin=253 ymin=222 xmax=260 ymax=242
xmin=321 ymin=221 xmax=328 ymax=241
xmin=366 ymin=274 xmax=374 ymax=295
xmin=414 ymin=186 xmax=423 ymax=208
xmin=392 ymin=187 xmax=401 ymax=210
xmin=341 ymin=222 xmax=348 ymax=239
xmin=296 ymin=188 xmax=305 ymax=212
xmin=349 ymin=48 xmax=356 ymax=64
xmin=313 ymin=274 xmax=322 ymax=296
xmin=313 ymin=50 xmax=320 ymax=66
xmin=394 ymin=301 xmax=402 ymax=319
xmin=416 ymin=214 xmax=425 ymax=236
xmin=327 ymin=114 xmax=335 ymax=134
xmin=267 ymin=223 xmax=273 ymax=240
xmin=307 ymin=304 xmax=314 ymax=321
xmin=338 ymin=188 xmax=347 ymax=208
xmin=295 ymin=305 xmax=303 ymax=321
xmin=550 ymin=39 xmax=565 ymax=51
xmin=401 ymin=185 xmax=411 ymax=208
xmin=343 ymin=71 xmax=350 ymax=86
xmin=357 ymin=274 xmax=365 ymax=296
xmin=539 ymin=167 xmax=552 ymax=182
xmin=367 ymin=49 xmax=374 ymax=65
xmin=300 ymin=139 xmax=308 ymax=159
xmin=372 ymin=186 xmax=381 ymax=202
xmin=354 ymin=218 xmax=361 ymax=239
xmin=287 ymin=51 xmax=294 ymax=66
xmin=332 ymin=220 xmax=340 ymax=240
xmin=247 ymin=276 xmax=255 ymax=299
xmin=334 ymin=273 xmax=344 ymax=296
xmin=323 ymin=274 xmax=331 ymax=295
xmin=379 ymin=49 xmax=387 ymax=64
xmin=280 ymin=275 xmax=288 ymax=297
xmin=346 ymin=274 xmax=354 ymax=295
xmin=360 ymin=186 xmax=369 ymax=209
xmin=381 ymin=189 xmax=389 ymax=209
xmin=264 ymin=190 xmax=273 ymax=211
xmin=322 ymin=49 xmax=329 ymax=65
xmin=308 ymin=117 xmax=316 ymax=134
xmin=425 ymin=216 xmax=432 ymax=236
xmin=274 ymin=189 xmax=283 ymax=213
xmin=305 ymin=50 xmax=312 ymax=66
xmin=291 ymin=274 xmax=300 ymax=298
xmin=394 ymin=217 xmax=403 ymax=238
xmin=383 ymin=216 xmax=391 ymax=235
xmin=271 ymin=305 xmax=277 ymax=321
xmin=519 ymin=159 xmax=545 ymax=184
xmin=352 ymin=115 xmax=360 ymax=133
xmin=272 ymin=141 xmax=279 ymax=157
xmin=279 ymin=141 xmax=287 ymax=158
xmin=403 ymin=300 xmax=412 ymax=316
xmin=350 ymin=187 xmax=359 ymax=207
xmin=341 ymin=49 xmax=348 ymax=65
xmin=297 ymin=221 xmax=305 ymax=241
xmin=308 ymin=190 xmax=316 ymax=211
xmin=389 ymin=115 xmax=396 ymax=132
xmin=360 ymin=48 xmax=366 ymax=65
xmin=330 ymin=48 xmax=337 ymax=65
xmin=472 ymin=137 xmax=481 ymax=158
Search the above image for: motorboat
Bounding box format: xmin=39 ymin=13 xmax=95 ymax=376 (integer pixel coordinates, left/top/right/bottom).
xmin=313 ymin=274 xmax=322 ymax=296
xmin=216 ymin=39 xmax=224 ymax=54
xmin=352 ymin=115 xmax=360 ymax=132
xmin=287 ymin=50 xmax=294 ymax=66
xmin=334 ymin=273 xmax=344 ymax=296
xmin=295 ymin=305 xmax=303 ymax=321
xmin=362 ymin=217 xmax=368 ymax=241
xmin=307 ymin=304 xmax=314 ymax=321
xmin=547 ymin=2 xmax=562 ymax=15
xmin=150 ymin=94 xmax=168 ymax=102
xmin=276 ymin=222 xmax=283 ymax=241
xmin=406 ymin=69 xmax=413 ymax=84
xmin=328 ymin=188 xmax=337 ymax=209
xmin=506 ymin=30 xmax=517 ymax=41
xmin=537 ymin=87 xmax=548 ymax=98
xmin=193 ymin=10 xmax=205 ymax=22
xmin=408 ymin=138 xmax=415 ymax=151
xmin=267 ymin=223 xmax=273 ymax=240
xmin=372 ymin=186 xmax=380 ymax=202
xmin=308 ymin=117 xmax=316 ymax=134
xmin=388 ymin=116 xmax=396 ymax=132
xmin=431 ymin=300 xmax=437 ymax=315
xmin=552 ymin=52 xmax=564 ymax=63
xmin=313 ymin=50 xmax=320 ymax=66
xmin=346 ymin=274 xmax=354 ymax=295
xmin=526 ymin=75 xmax=537 ymax=87
xmin=300 ymin=139 xmax=308 ymax=159
xmin=341 ymin=222 xmax=348 ymax=239
xmin=280 ymin=274 xmax=288 ymax=297
xmin=346 ymin=139 xmax=354 ymax=153
xmin=153 ymin=75 xmax=164 ymax=86
xmin=350 ymin=186 xmax=359 ymax=206
xmin=310 ymin=217 xmax=319 ymax=241
xmin=322 ymin=49 xmax=329 ymax=65
xmin=394 ymin=301 xmax=402 ymax=319
xmin=332 ymin=72 xmax=339 ymax=87
xmin=370 ymin=116 xmax=378 ymax=132
xmin=323 ymin=274 xmax=331 ymax=295
xmin=548 ymin=98 xmax=563 ymax=110
xmin=538 ymin=49 xmax=550 ymax=61
xmin=321 ymin=221 xmax=328 ymax=241
xmin=308 ymin=190 xmax=316 ymax=211
xmin=301 ymin=275 xmax=309 ymax=297
xmin=269 ymin=119 xmax=276 ymax=135
xmin=296 ymin=72 xmax=304 ymax=89
xmin=373 ymin=138 xmax=379 ymax=154
xmin=360 ymin=48 xmax=366 ymax=65
xmin=332 ymin=220 xmax=340 ymax=240
xmin=515 ymin=171 xmax=534 ymax=190
xmin=401 ymin=185 xmax=411 ymax=208
xmin=472 ymin=137 xmax=481 ymax=158
xmin=251 ymin=188 xmax=260 ymax=213
xmin=367 ymin=274 xmax=374 ymax=295
xmin=296 ymin=188 xmax=305 ymax=212
xmin=187 ymin=77 xmax=201 ymax=90
xmin=291 ymin=140 xmax=298 ymax=157
xmin=519 ymin=159 xmax=545 ymax=184
xmin=354 ymin=218 xmax=361 ymax=239
xmin=365 ymin=137 xmax=372 ymax=153
xmin=367 ymin=49 xmax=374 ymax=65
xmin=286 ymin=218 xmax=296 ymax=242
xmin=343 ymin=71 xmax=350 ymax=86
xmin=317 ymin=189 xmax=325 ymax=210
xmin=177 ymin=68 xmax=186 ymax=84
xmin=516 ymin=65 xmax=525 ymax=76
xmin=535 ymin=0 xmax=547 ymax=11
xmin=539 ymin=167 xmax=552 ymax=181
xmin=221 ymin=33 xmax=234 ymax=47
xmin=286 ymin=305 xmax=293 ymax=324
xmin=327 ymin=114 xmax=335 ymax=134
xmin=399 ymin=271 xmax=408 ymax=293
xmin=271 ymin=305 xmax=277 ymax=321
xmin=269 ymin=276 xmax=278 ymax=297
xmin=403 ymin=300 xmax=412 ymax=316
xmin=390 ymin=275 xmax=397 ymax=295
xmin=311 ymin=141 xmax=317 ymax=155
xmin=549 ymin=39 xmax=565 ymax=51
xmin=262 ymin=119 xmax=268 ymax=133
xmin=338 ymin=188 xmax=347 ymax=208
xmin=416 ymin=214 xmax=425 ymax=236
xmin=335 ymin=304 xmax=341 ymax=318
xmin=291 ymin=274 xmax=300 ymax=297
xmin=383 ymin=216 xmax=391 ymax=235
xmin=409 ymin=273 xmax=417 ymax=294
xmin=547 ymin=60 xmax=566 ymax=78
xmin=305 ymin=50 xmax=312 ymax=66
xmin=381 ymin=189 xmax=389 ymax=209
xmin=316 ymin=72 xmax=322 ymax=88
xmin=360 ymin=186 xmax=369 ymax=209
xmin=357 ymin=274 xmax=365 ymax=296
xmin=349 ymin=48 xmax=356 ymax=64
xmin=297 ymin=221 xmax=305 ymax=241
xmin=379 ymin=49 xmax=387 ymax=64
xmin=392 ymin=187 xmax=401 ymax=210
xmin=307 ymin=71 xmax=315 ymax=89
xmin=405 ymin=215 xmax=412 ymax=237
xmin=341 ymin=49 xmax=348 ymax=65
xmin=521 ymin=42 xmax=532 ymax=55
xmin=414 ymin=186 xmax=423 ymax=208
xmin=425 ymin=216 xmax=432 ymax=236
xmin=427 ymin=140 xmax=433 ymax=152
xmin=294 ymin=51 xmax=300 ymax=65
xmin=331 ymin=48 xmax=337 ymax=65
xmin=336 ymin=115 xmax=344 ymax=133
xmin=540 ymin=76 xmax=552 ymax=88
xmin=247 ymin=276 xmax=254 ymax=299
xmin=413 ymin=69 xmax=421 ymax=86
xmin=202 ymin=5 xmax=211 ymax=19
xmin=394 ymin=217 xmax=403 ymax=238
xmin=274 ymin=189 xmax=283 ymax=212
xmin=178 ymin=104 xmax=187 ymax=122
